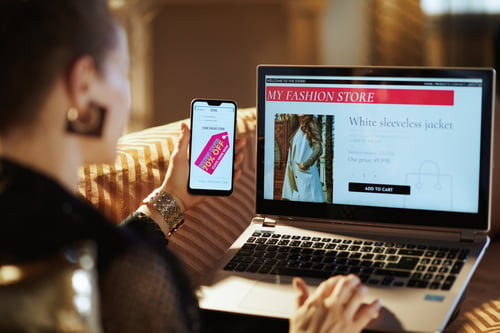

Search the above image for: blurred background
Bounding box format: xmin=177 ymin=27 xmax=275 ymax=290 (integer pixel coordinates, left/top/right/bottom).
xmin=110 ymin=0 xmax=500 ymax=132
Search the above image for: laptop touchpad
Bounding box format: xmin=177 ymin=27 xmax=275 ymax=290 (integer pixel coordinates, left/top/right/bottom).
xmin=239 ymin=280 xmax=297 ymax=318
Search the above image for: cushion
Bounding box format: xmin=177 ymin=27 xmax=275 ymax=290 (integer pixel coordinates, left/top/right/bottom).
xmin=78 ymin=108 xmax=257 ymax=285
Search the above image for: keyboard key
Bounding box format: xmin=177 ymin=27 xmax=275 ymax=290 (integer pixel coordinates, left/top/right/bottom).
xmin=224 ymin=262 xmax=238 ymax=271
xmin=259 ymin=265 xmax=273 ymax=274
xmin=430 ymin=282 xmax=441 ymax=289
xmin=451 ymin=262 xmax=464 ymax=274
xmin=247 ymin=264 xmax=261 ymax=273
xmin=271 ymin=267 xmax=331 ymax=279
xmin=382 ymin=276 xmax=395 ymax=286
xmin=237 ymin=249 xmax=254 ymax=256
xmin=235 ymin=263 xmax=249 ymax=272
xmin=398 ymin=249 xmax=424 ymax=256
xmin=374 ymin=269 xmax=411 ymax=278
xmin=338 ymin=251 xmax=349 ymax=258
xmin=386 ymin=257 xmax=419 ymax=270
xmin=407 ymin=279 xmax=429 ymax=288
xmin=350 ymin=252 xmax=362 ymax=259
xmin=441 ymin=276 xmax=456 ymax=290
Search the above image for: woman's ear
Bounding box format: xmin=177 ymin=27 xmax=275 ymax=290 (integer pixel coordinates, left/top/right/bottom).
xmin=66 ymin=55 xmax=97 ymax=111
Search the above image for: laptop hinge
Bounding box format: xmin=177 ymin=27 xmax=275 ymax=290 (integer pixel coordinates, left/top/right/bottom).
xmin=460 ymin=229 xmax=475 ymax=242
xmin=263 ymin=217 xmax=277 ymax=227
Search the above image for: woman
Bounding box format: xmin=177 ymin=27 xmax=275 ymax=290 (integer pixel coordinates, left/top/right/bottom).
xmin=282 ymin=114 xmax=325 ymax=203
xmin=0 ymin=1 xmax=381 ymax=332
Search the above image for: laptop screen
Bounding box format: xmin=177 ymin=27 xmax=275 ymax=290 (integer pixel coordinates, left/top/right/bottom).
xmin=256 ymin=65 xmax=495 ymax=231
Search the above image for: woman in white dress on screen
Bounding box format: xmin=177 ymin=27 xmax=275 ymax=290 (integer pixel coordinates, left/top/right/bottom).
xmin=282 ymin=114 xmax=324 ymax=202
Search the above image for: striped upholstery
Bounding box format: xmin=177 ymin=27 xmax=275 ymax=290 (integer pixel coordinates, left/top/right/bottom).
xmin=461 ymin=299 xmax=500 ymax=333
xmin=445 ymin=299 xmax=500 ymax=333
xmin=444 ymin=238 xmax=500 ymax=333
xmin=79 ymin=108 xmax=257 ymax=285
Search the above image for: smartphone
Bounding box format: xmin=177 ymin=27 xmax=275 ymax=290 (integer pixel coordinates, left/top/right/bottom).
xmin=188 ymin=98 xmax=237 ymax=196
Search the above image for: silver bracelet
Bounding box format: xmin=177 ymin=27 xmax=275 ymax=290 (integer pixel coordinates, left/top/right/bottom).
xmin=142 ymin=190 xmax=184 ymax=236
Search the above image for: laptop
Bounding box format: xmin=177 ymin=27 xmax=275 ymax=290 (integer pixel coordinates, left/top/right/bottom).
xmin=197 ymin=65 xmax=495 ymax=333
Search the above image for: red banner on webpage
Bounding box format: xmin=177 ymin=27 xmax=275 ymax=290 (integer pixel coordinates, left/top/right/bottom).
xmin=266 ymin=87 xmax=454 ymax=105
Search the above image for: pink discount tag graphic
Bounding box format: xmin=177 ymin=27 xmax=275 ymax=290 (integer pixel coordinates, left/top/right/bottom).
xmin=194 ymin=132 xmax=230 ymax=175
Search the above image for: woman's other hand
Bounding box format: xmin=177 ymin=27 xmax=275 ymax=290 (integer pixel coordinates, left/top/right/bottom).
xmin=296 ymin=162 xmax=307 ymax=170
xmin=160 ymin=122 xmax=246 ymax=212
xmin=289 ymin=274 xmax=382 ymax=333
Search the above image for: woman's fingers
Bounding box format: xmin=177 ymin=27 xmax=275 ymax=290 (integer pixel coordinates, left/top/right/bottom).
xmin=293 ymin=277 xmax=309 ymax=308
xmin=353 ymin=299 xmax=383 ymax=329
xmin=326 ymin=274 xmax=362 ymax=311
xmin=343 ymin=283 xmax=368 ymax=321
xmin=175 ymin=122 xmax=190 ymax=158
xmin=232 ymin=137 xmax=246 ymax=181
xmin=161 ymin=122 xmax=207 ymax=211
xmin=235 ymin=137 xmax=246 ymax=151
xmin=323 ymin=275 xmax=382 ymax=333
xmin=290 ymin=274 xmax=382 ymax=333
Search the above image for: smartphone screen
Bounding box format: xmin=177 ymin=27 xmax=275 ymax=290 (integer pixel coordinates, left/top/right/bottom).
xmin=188 ymin=99 xmax=237 ymax=196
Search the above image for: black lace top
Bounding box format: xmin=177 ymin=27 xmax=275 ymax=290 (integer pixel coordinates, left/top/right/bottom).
xmin=0 ymin=157 xmax=200 ymax=333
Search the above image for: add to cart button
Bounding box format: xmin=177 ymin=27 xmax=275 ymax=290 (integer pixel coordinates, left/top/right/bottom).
xmin=348 ymin=182 xmax=411 ymax=195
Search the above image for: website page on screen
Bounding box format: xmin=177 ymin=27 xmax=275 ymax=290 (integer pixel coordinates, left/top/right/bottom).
xmin=263 ymin=75 xmax=483 ymax=213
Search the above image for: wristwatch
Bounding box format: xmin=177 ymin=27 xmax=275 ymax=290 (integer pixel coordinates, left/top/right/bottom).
xmin=142 ymin=189 xmax=184 ymax=235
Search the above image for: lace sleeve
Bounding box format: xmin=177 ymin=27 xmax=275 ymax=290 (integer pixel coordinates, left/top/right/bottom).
xmin=120 ymin=212 xmax=168 ymax=248
xmin=302 ymin=140 xmax=322 ymax=169
xmin=99 ymin=246 xmax=200 ymax=333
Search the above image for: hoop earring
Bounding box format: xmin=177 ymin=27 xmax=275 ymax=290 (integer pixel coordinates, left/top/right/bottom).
xmin=66 ymin=103 xmax=106 ymax=137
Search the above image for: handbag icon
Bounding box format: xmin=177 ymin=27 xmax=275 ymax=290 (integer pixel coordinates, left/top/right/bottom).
xmin=404 ymin=160 xmax=453 ymax=210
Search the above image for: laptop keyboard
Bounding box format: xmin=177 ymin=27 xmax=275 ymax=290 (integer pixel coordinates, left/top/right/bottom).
xmin=223 ymin=231 xmax=470 ymax=290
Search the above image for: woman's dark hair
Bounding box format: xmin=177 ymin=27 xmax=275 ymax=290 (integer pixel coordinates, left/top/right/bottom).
xmin=0 ymin=0 xmax=119 ymax=133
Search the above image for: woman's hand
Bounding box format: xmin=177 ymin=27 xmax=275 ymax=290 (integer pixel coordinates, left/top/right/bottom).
xmin=159 ymin=122 xmax=246 ymax=211
xmin=289 ymin=274 xmax=381 ymax=333
xmin=296 ymin=162 xmax=307 ymax=170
